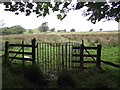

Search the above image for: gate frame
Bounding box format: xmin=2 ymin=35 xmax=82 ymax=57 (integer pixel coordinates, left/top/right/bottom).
xmin=4 ymin=38 xmax=37 ymax=65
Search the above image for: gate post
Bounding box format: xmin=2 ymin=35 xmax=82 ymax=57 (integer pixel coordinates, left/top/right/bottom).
xmin=80 ymin=43 xmax=84 ymax=70
xmin=22 ymin=40 xmax=24 ymax=66
xmin=5 ymin=41 xmax=9 ymax=64
xmin=32 ymin=38 xmax=36 ymax=64
xmin=96 ymin=44 xmax=101 ymax=69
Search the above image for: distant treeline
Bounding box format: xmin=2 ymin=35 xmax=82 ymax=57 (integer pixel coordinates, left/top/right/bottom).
xmin=0 ymin=25 xmax=26 ymax=35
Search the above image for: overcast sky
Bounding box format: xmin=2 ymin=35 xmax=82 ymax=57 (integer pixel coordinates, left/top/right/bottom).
xmin=0 ymin=4 xmax=118 ymax=32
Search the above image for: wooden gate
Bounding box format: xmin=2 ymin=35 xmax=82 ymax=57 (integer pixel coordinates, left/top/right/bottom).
xmin=72 ymin=41 xmax=102 ymax=70
xmin=38 ymin=42 xmax=80 ymax=73
xmin=4 ymin=38 xmax=38 ymax=65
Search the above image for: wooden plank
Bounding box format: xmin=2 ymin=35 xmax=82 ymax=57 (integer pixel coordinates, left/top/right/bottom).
xmin=22 ymin=40 xmax=24 ymax=66
xmin=9 ymin=57 xmax=32 ymax=61
xmin=80 ymin=44 xmax=84 ymax=70
xmin=71 ymin=60 xmax=80 ymax=63
xmin=72 ymin=47 xmax=81 ymax=49
xmin=9 ymin=44 xmax=32 ymax=47
xmin=32 ymin=38 xmax=36 ymax=64
xmin=84 ymin=61 xmax=96 ymax=63
xmin=72 ymin=54 xmax=80 ymax=57
xmin=5 ymin=41 xmax=9 ymax=61
xmin=9 ymin=51 xmax=32 ymax=55
xmin=73 ymin=47 xmax=97 ymax=49
xmin=84 ymin=47 xmax=97 ymax=49
xmin=101 ymin=60 xmax=120 ymax=68
xmin=71 ymin=60 xmax=96 ymax=63
xmin=96 ymin=45 xmax=101 ymax=68
xmin=72 ymin=54 xmax=97 ymax=57
xmin=84 ymin=54 xmax=97 ymax=57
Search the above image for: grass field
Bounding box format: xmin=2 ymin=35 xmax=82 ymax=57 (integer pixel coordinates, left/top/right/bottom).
xmin=1 ymin=31 xmax=120 ymax=88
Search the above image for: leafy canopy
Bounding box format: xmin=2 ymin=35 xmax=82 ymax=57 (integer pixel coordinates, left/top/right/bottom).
xmin=1 ymin=1 xmax=120 ymax=24
xmin=0 ymin=25 xmax=26 ymax=35
xmin=38 ymin=22 xmax=49 ymax=32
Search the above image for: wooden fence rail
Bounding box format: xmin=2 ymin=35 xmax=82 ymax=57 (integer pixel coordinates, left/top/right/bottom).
xmin=101 ymin=60 xmax=120 ymax=68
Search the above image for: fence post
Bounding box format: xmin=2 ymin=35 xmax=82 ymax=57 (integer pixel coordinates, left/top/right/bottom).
xmin=96 ymin=44 xmax=101 ymax=69
xmin=80 ymin=43 xmax=84 ymax=70
xmin=22 ymin=40 xmax=24 ymax=66
xmin=32 ymin=38 xmax=36 ymax=64
xmin=5 ymin=41 xmax=9 ymax=64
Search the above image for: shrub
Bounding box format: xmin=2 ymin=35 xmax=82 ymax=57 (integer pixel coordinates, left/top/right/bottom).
xmin=28 ymin=29 xmax=34 ymax=33
xmin=2 ymin=67 xmax=35 ymax=88
xmin=24 ymin=64 xmax=46 ymax=86
xmin=56 ymin=69 xmax=75 ymax=88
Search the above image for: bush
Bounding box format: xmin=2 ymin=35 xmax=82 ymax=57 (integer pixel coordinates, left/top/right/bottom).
xmin=2 ymin=67 xmax=35 ymax=88
xmin=28 ymin=29 xmax=34 ymax=33
xmin=24 ymin=64 xmax=46 ymax=86
xmin=56 ymin=69 xmax=75 ymax=88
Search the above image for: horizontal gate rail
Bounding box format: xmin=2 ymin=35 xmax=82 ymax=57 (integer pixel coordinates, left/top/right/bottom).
xmin=72 ymin=54 xmax=97 ymax=57
xmin=9 ymin=51 xmax=32 ymax=55
xmin=9 ymin=44 xmax=32 ymax=47
xmin=9 ymin=57 xmax=33 ymax=61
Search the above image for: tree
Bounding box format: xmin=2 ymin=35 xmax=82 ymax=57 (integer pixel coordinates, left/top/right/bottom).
xmin=89 ymin=29 xmax=93 ymax=32
xmin=0 ymin=20 xmax=5 ymax=35
xmin=0 ymin=27 xmax=10 ymax=35
xmin=1 ymin=25 xmax=26 ymax=35
xmin=38 ymin=22 xmax=49 ymax=32
xmin=0 ymin=20 xmax=5 ymax=28
xmin=10 ymin=25 xmax=26 ymax=34
xmin=28 ymin=29 xmax=34 ymax=33
xmin=49 ymin=28 xmax=55 ymax=32
xmin=1 ymin=1 xmax=120 ymax=24
xmin=100 ymin=28 xmax=103 ymax=31
xmin=70 ymin=28 xmax=75 ymax=32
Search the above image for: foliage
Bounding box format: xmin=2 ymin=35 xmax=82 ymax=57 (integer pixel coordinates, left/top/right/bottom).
xmin=70 ymin=28 xmax=75 ymax=32
xmin=56 ymin=69 xmax=75 ymax=88
xmin=89 ymin=29 xmax=93 ymax=32
xmin=28 ymin=29 xmax=34 ymax=33
xmin=1 ymin=1 xmax=120 ymax=23
xmin=38 ymin=22 xmax=49 ymax=32
xmin=24 ymin=64 xmax=46 ymax=86
xmin=0 ymin=25 xmax=26 ymax=35
xmin=0 ymin=27 xmax=10 ymax=35
xmin=2 ymin=66 xmax=35 ymax=88
xmin=49 ymin=28 xmax=55 ymax=32
xmin=100 ymin=28 xmax=103 ymax=31
xmin=10 ymin=25 xmax=26 ymax=34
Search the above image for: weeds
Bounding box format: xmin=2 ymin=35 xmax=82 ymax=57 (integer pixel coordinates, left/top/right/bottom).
xmin=56 ymin=69 xmax=76 ymax=88
xmin=24 ymin=64 xmax=46 ymax=86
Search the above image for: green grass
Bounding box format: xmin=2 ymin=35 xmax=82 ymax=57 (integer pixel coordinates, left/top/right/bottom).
xmin=1 ymin=31 xmax=120 ymax=88
xmin=24 ymin=29 xmax=40 ymax=34
xmin=2 ymin=64 xmax=120 ymax=88
xmin=102 ymin=46 xmax=119 ymax=64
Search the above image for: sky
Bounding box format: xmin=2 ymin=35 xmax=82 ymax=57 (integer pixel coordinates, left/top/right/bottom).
xmin=0 ymin=4 xmax=119 ymax=32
